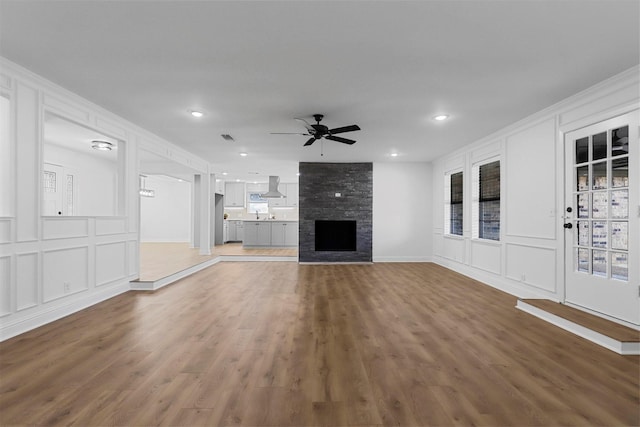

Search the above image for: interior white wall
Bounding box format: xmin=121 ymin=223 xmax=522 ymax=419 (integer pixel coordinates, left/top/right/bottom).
xmin=0 ymin=57 xmax=210 ymax=341
xmin=431 ymin=66 xmax=639 ymax=302
xmin=43 ymin=143 xmax=118 ymax=216
xmin=0 ymin=95 xmax=11 ymax=216
xmin=373 ymin=162 xmax=432 ymax=262
xmin=140 ymin=176 xmax=192 ymax=242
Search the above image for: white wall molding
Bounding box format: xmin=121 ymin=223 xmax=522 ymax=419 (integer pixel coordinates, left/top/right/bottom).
xmin=0 ymin=279 xmax=131 ymax=342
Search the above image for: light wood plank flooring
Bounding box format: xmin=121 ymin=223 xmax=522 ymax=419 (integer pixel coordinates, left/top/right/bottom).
xmin=1 ymin=262 xmax=638 ymax=426
xmin=139 ymin=242 xmax=298 ymax=281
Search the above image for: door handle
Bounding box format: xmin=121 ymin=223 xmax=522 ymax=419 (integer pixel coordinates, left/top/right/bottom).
xmin=563 ymin=223 xmax=573 ymax=229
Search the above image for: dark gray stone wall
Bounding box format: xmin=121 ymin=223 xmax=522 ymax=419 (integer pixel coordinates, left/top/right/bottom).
xmin=298 ymin=162 xmax=372 ymax=262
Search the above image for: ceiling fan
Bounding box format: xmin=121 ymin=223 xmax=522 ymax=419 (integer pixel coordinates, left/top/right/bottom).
xmin=271 ymin=114 xmax=361 ymax=146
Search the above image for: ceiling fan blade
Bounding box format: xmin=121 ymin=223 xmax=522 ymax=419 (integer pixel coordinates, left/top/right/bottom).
xmin=325 ymin=135 xmax=356 ymax=145
xmin=304 ymin=137 xmax=316 ymax=146
xmin=329 ymin=124 xmax=360 ymax=135
xmin=270 ymin=132 xmax=310 ymax=135
xmin=295 ymin=117 xmax=315 ymax=133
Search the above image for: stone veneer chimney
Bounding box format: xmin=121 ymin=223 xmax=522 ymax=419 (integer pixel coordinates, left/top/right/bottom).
xmin=298 ymin=162 xmax=372 ymax=263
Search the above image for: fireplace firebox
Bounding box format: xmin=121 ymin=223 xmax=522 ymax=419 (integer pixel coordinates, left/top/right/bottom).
xmin=315 ymin=220 xmax=357 ymax=251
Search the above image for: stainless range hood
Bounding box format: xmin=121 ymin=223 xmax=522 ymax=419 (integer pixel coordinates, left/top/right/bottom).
xmin=261 ymin=175 xmax=285 ymax=198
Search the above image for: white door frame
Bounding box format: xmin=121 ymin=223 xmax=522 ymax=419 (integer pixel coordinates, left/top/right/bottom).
xmin=558 ymin=105 xmax=639 ymax=328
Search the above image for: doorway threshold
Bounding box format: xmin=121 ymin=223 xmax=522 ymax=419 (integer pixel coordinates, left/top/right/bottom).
xmin=516 ymin=299 xmax=640 ymax=355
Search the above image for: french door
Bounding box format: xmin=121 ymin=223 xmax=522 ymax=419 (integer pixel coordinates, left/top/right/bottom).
xmin=564 ymin=111 xmax=639 ymax=326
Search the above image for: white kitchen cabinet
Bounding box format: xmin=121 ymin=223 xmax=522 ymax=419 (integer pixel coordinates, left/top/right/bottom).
xmin=226 ymin=220 xmax=244 ymax=242
xmin=224 ymin=182 xmax=245 ymax=207
xmin=215 ymin=178 xmax=225 ymax=195
xmin=223 ymin=220 xmax=229 ymax=242
xmin=243 ymin=221 xmax=271 ymax=246
xmin=270 ymin=221 xmax=298 ymax=247
xmin=285 ymin=183 xmax=298 ymax=207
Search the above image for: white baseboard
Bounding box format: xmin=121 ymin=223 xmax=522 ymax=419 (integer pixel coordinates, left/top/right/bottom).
xmin=0 ymin=280 xmax=131 ymax=342
xmin=373 ymin=255 xmax=432 ymax=263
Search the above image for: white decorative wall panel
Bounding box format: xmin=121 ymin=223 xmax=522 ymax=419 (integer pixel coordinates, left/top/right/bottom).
xmin=506 ymin=244 xmax=556 ymax=292
xmin=42 ymin=246 xmax=88 ymax=302
xmin=0 ymin=73 xmax=11 ymax=90
xmin=559 ymin=82 xmax=638 ymax=128
xmin=95 ymin=116 xmax=126 ymax=139
xmin=43 ymin=94 xmax=90 ymax=124
xmin=95 ymin=217 xmax=126 ymax=236
xmin=505 ymin=118 xmax=557 ymax=239
xmin=442 ymin=237 xmax=465 ymax=263
xmin=470 ymin=140 xmax=501 ymax=162
xmin=470 ymin=240 xmax=501 ymax=275
xmin=0 ymin=219 xmax=11 ymax=243
xmin=16 ymin=252 xmax=38 ymax=310
xmin=0 ymin=256 xmax=10 ymax=315
xmin=16 ymin=82 xmax=39 ymax=242
xmin=95 ymin=242 xmax=126 ymax=286
xmin=128 ymin=240 xmax=138 ymax=276
xmin=42 ymin=218 xmax=89 ymax=240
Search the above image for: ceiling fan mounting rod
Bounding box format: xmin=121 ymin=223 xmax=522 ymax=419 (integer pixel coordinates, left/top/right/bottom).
xmin=313 ymin=114 xmax=324 ymax=124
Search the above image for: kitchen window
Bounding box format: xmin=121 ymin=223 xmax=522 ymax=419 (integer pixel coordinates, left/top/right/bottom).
xmin=248 ymin=192 xmax=268 ymax=214
xmin=472 ymin=159 xmax=500 ymax=241
xmin=444 ymin=171 xmax=463 ymax=236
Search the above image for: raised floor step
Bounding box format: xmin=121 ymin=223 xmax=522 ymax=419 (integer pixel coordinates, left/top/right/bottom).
xmin=516 ymin=299 xmax=640 ymax=355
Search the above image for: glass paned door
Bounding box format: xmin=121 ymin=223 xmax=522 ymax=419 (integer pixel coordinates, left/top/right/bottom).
xmin=564 ymin=111 xmax=639 ymax=326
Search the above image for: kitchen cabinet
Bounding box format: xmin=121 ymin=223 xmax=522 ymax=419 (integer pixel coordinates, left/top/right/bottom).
xmin=268 ymin=183 xmax=298 ymax=207
xmin=225 ymin=220 xmax=244 ymax=242
xmin=215 ymin=178 xmax=225 ymax=195
xmin=224 ymin=182 xmax=245 ymax=207
xmin=285 ymin=183 xmax=298 ymax=207
xmin=243 ymin=221 xmax=298 ymax=247
xmin=243 ymin=221 xmax=271 ymax=246
xmin=270 ymin=221 xmax=298 ymax=247
xmin=223 ymin=220 xmax=228 ymax=242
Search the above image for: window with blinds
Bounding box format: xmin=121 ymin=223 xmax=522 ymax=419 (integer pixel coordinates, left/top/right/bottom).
xmin=449 ymin=172 xmax=463 ymax=235
xmin=478 ymin=160 xmax=500 ymax=240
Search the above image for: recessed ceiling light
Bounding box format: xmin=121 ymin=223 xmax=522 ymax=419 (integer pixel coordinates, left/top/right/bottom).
xmin=222 ymin=172 xmax=228 ymax=176
xmin=433 ymin=114 xmax=449 ymax=121
xmin=390 ymin=152 xmax=398 ymax=157
xmin=239 ymin=152 xmax=248 ymax=157
xmin=190 ymin=110 xmax=204 ymax=118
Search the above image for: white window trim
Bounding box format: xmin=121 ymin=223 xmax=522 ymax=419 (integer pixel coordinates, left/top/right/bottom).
xmin=444 ymin=168 xmax=464 ymax=237
xmin=472 ymin=156 xmax=501 ymax=241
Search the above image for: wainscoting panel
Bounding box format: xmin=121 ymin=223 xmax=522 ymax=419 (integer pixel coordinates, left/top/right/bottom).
xmin=0 ymin=219 xmax=12 ymax=243
xmin=505 ymin=243 xmax=556 ymax=293
xmin=442 ymin=236 xmax=466 ymax=263
xmin=95 ymin=217 xmax=127 ymax=236
xmin=0 ymin=256 xmax=10 ymax=315
xmin=42 ymin=246 xmax=89 ymax=302
xmin=95 ymin=242 xmax=127 ymax=287
xmin=16 ymin=82 xmax=39 ymax=242
xmin=16 ymin=252 xmax=38 ymax=311
xmin=470 ymin=240 xmax=501 ymax=275
xmin=42 ymin=217 xmax=89 ymax=240
xmin=127 ymin=240 xmax=138 ymax=276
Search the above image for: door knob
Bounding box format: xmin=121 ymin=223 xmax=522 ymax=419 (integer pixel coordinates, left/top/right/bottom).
xmin=563 ymin=223 xmax=573 ymax=229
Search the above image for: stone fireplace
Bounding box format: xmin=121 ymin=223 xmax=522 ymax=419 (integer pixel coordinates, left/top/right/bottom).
xmin=298 ymin=162 xmax=372 ymax=263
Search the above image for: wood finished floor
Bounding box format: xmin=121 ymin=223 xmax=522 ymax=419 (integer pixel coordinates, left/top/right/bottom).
xmin=1 ymin=262 xmax=638 ymax=426
xmin=139 ymin=242 xmax=298 ymax=281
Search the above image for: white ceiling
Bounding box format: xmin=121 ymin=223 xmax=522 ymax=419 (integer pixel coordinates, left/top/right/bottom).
xmin=1 ymin=1 xmax=638 ymax=182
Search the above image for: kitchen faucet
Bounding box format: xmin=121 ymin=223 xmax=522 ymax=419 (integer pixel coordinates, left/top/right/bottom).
xmin=256 ymin=210 xmax=259 ymax=220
